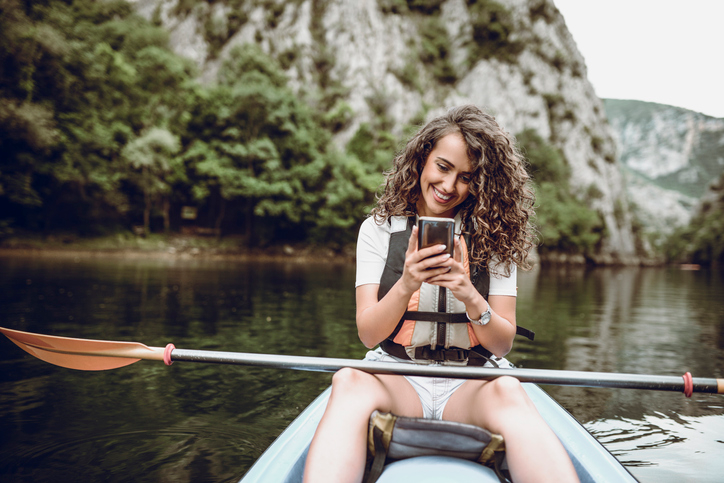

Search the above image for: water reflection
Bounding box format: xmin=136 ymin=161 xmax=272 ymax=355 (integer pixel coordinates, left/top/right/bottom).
xmin=516 ymin=265 xmax=724 ymax=482
xmin=0 ymin=256 xmax=722 ymax=482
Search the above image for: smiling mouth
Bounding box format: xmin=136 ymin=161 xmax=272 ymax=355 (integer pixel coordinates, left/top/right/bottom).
xmin=433 ymin=187 xmax=452 ymax=202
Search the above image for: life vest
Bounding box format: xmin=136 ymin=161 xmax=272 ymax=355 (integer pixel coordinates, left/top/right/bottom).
xmin=378 ymin=217 xmax=534 ymax=366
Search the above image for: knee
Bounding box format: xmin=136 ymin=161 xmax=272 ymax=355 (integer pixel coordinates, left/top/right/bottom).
xmin=329 ymin=368 xmax=377 ymax=401
xmin=484 ymin=376 xmax=532 ymax=410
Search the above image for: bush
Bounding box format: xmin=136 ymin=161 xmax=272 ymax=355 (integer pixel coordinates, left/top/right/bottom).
xmin=517 ymin=130 xmax=605 ymax=255
xmin=516 ymin=129 xmax=569 ymax=184
xmin=664 ymin=172 xmax=724 ymax=265
xmin=419 ymin=17 xmax=457 ymax=84
xmin=467 ymin=0 xmax=523 ymax=64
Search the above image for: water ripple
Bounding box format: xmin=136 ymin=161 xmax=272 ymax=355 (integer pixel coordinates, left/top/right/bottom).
xmin=587 ymin=413 xmax=724 ymax=481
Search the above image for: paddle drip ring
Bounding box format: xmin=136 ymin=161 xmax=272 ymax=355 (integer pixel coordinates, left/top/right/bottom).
xmin=682 ymin=372 xmax=693 ymax=397
xmin=164 ymin=343 xmax=175 ymax=366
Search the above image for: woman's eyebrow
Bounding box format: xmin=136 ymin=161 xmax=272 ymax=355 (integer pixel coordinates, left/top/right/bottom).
xmin=436 ymin=156 xmax=472 ymax=175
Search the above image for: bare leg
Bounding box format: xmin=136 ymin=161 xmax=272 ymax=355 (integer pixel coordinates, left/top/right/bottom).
xmin=444 ymin=376 xmax=580 ymax=483
xmin=303 ymin=368 xmax=423 ymax=483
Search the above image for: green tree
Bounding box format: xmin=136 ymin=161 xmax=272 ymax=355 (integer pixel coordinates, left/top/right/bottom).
xmin=122 ymin=128 xmax=182 ymax=234
xmin=517 ymin=129 xmax=605 ymax=256
xmin=664 ymin=172 xmax=724 ymax=266
xmin=0 ymin=0 xmax=194 ymax=234
xmin=182 ymin=44 xmax=328 ymax=244
xmin=467 ymin=0 xmax=523 ymax=63
xmin=0 ymin=0 xmax=64 ymax=228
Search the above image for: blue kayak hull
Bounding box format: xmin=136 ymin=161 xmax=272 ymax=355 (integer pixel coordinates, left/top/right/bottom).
xmin=240 ymin=383 xmax=637 ymax=482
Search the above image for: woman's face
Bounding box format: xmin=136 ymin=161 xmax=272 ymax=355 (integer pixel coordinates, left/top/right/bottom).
xmin=416 ymin=133 xmax=473 ymax=219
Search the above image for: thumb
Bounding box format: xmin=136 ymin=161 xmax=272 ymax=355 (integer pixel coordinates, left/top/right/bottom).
xmin=453 ymin=236 xmax=463 ymax=263
xmin=407 ymin=226 xmax=419 ymax=256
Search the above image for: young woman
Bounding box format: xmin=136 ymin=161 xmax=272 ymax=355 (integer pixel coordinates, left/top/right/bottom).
xmin=304 ymin=105 xmax=579 ymax=483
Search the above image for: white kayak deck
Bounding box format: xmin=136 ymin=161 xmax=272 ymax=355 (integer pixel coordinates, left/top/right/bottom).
xmin=240 ymin=383 xmax=637 ymax=482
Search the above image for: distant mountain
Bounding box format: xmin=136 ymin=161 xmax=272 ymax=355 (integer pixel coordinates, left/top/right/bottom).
xmin=604 ymin=99 xmax=724 ymax=198
xmin=603 ymin=99 xmax=724 ymax=240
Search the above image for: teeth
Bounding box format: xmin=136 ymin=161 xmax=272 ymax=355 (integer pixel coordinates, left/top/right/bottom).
xmin=434 ymin=187 xmax=451 ymax=201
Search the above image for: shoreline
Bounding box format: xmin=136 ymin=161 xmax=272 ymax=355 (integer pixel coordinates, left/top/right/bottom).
xmin=0 ymin=245 xmax=667 ymax=268
xmin=0 ymin=244 xmax=356 ymax=265
xmin=0 ymin=235 xmax=666 ymax=267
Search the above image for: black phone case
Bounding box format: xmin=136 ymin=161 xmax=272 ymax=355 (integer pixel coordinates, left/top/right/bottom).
xmin=417 ymin=217 xmax=454 ymax=257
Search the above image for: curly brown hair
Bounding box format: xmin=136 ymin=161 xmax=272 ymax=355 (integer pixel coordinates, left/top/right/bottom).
xmin=371 ymin=105 xmax=536 ymax=274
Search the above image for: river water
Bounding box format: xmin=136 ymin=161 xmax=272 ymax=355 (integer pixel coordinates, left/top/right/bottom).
xmin=0 ymin=255 xmax=722 ymax=482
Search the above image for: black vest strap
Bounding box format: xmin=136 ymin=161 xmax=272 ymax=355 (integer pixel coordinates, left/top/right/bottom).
xmin=376 ymin=216 xmax=534 ymax=363
xmin=403 ymin=311 xmax=469 ymax=323
xmin=381 ymin=340 xmax=499 ymax=367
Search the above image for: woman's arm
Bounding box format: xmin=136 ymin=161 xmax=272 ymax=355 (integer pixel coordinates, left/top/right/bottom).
xmin=467 ymin=295 xmax=517 ymax=358
xmin=356 ymin=226 xmax=453 ymax=348
xmin=425 ymin=237 xmax=517 ymax=357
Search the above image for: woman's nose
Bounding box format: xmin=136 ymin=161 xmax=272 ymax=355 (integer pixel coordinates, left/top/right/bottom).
xmin=442 ymin=174 xmax=456 ymax=193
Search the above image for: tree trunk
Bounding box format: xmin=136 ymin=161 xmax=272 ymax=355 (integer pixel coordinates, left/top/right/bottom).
xmin=245 ymin=198 xmax=254 ymax=245
xmin=143 ymin=167 xmax=150 ymax=236
xmin=214 ymin=196 xmax=225 ymax=240
xmin=143 ymin=190 xmax=151 ymax=236
xmin=162 ymin=197 xmax=170 ymax=233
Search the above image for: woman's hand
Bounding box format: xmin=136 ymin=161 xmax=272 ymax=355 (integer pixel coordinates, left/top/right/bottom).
xmin=424 ymin=236 xmax=478 ymax=305
xmin=356 ymin=226 xmax=452 ymax=348
xmin=399 ymin=226 xmax=455 ymax=295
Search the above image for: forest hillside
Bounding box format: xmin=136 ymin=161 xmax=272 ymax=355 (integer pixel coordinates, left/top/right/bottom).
xmin=0 ymin=0 xmax=660 ymax=264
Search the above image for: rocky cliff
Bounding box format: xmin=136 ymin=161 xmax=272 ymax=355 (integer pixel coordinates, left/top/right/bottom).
xmin=131 ymin=0 xmax=639 ymax=263
xmin=604 ymin=98 xmax=724 ymax=240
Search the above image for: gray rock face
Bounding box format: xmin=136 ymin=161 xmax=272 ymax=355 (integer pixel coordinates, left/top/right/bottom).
xmin=604 ymin=99 xmax=724 ymax=243
xmin=132 ymin=0 xmax=646 ymax=263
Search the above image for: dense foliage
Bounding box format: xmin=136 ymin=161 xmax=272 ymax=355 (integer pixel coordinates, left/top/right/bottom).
xmin=516 ymin=129 xmax=606 ymax=257
xmin=664 ymin=173 xmax=724 ymax=266
xmin=0 ymin=0 xmax=382 ymax=246
xmin=1 ymin=0 xmax=195 ymax=236
xmin=0 ymin=0 xmax=613 ymax=258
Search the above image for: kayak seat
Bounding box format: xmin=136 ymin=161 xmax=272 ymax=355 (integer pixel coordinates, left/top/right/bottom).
xmin=365 ymin=411 xmax=510 ymax=483
xmin=376 ymin=456 xmax=505 ymax=483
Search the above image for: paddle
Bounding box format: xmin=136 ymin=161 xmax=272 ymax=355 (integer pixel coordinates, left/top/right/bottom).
xmin=2 ymin=326 xmax=721 ymax=397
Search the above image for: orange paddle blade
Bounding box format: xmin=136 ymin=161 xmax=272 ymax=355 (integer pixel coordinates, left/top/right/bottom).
xmin=0 ymin=327 xmax=165 ymax=371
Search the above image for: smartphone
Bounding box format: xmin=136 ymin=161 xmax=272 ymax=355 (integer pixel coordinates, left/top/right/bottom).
xmin=417 ymin=216 xmax=454 ymax=258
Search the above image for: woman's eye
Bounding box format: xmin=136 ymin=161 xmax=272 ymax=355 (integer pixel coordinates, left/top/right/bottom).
xmin=437 ymin=163 xmax=449 ymax=172
xmin=460 ymin=175 xmax=472 ymax=184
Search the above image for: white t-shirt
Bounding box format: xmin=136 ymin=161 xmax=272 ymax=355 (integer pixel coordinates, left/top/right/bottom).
xmin=355 ymin=215 xmax=517 ymax=296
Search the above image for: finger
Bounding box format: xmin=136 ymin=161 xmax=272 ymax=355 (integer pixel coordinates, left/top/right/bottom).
xmin=417 ymin=244 xmax=449 ymax=262
xmin=407 ymin=226 xmax=419 ymax=256
xmin=423 ymin=266 xmax=454 ymax=283
xmin=453 ymin=236 xmax=462 ymax=263
xmin=420 ymin=251 xmax=453 ymax=270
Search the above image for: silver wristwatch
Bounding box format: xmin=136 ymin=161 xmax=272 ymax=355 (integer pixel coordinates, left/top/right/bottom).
xmin=467 ymin=305 xmax=492 ymax=326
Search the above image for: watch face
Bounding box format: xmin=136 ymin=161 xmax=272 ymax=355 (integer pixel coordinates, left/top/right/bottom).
xmin=467 ymin=307 xmax=492 ymax=325
xmin=480 ymin=310 xmax=491 ymax=324
xmin=476 ymin=306 xmax=491 ymax=325
xmin=468 ymin=307 xmax=491 ymax=326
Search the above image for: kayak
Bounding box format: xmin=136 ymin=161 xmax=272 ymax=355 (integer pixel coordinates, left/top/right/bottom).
xmin=240 ymin=382 xmax=637 ymax=482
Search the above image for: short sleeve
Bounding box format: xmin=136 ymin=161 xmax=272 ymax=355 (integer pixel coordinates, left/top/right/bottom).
xmin=487 ymin=260 xmax=517 ymax=296
xmin=355 ymin=217 xmax=390 ymax=287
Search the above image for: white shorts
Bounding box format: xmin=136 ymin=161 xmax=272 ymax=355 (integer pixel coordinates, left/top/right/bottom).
xmin=364 ymin=348 xmax=512 ymax=420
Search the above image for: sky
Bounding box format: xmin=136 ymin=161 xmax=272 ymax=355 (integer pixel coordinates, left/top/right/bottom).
xmin=552 ymin=0 xmax=724 ymax=118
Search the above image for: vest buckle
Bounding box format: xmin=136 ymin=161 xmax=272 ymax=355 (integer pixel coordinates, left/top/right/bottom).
xmin=414 ymin=346 xmax=469 ymax=362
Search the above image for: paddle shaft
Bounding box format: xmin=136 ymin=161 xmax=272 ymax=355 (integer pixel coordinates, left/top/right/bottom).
xmin=170 ymin=348 xmax=723 ymax=394
xmin=1 ymin=326 xmax=720 ymax=395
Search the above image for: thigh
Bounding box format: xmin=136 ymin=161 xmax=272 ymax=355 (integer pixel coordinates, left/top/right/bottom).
xmin=360 ymin=350 xmax=424 ymax=417
xmin=443 ymin=376 xmax=533 ymax=434
xmin=374 ymin=373 xmax=425 ymax=418
xmin=441 ymin=379 xmax=492 ymax=426
xmin=328 ymin=367 xmax=424 ymax=418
